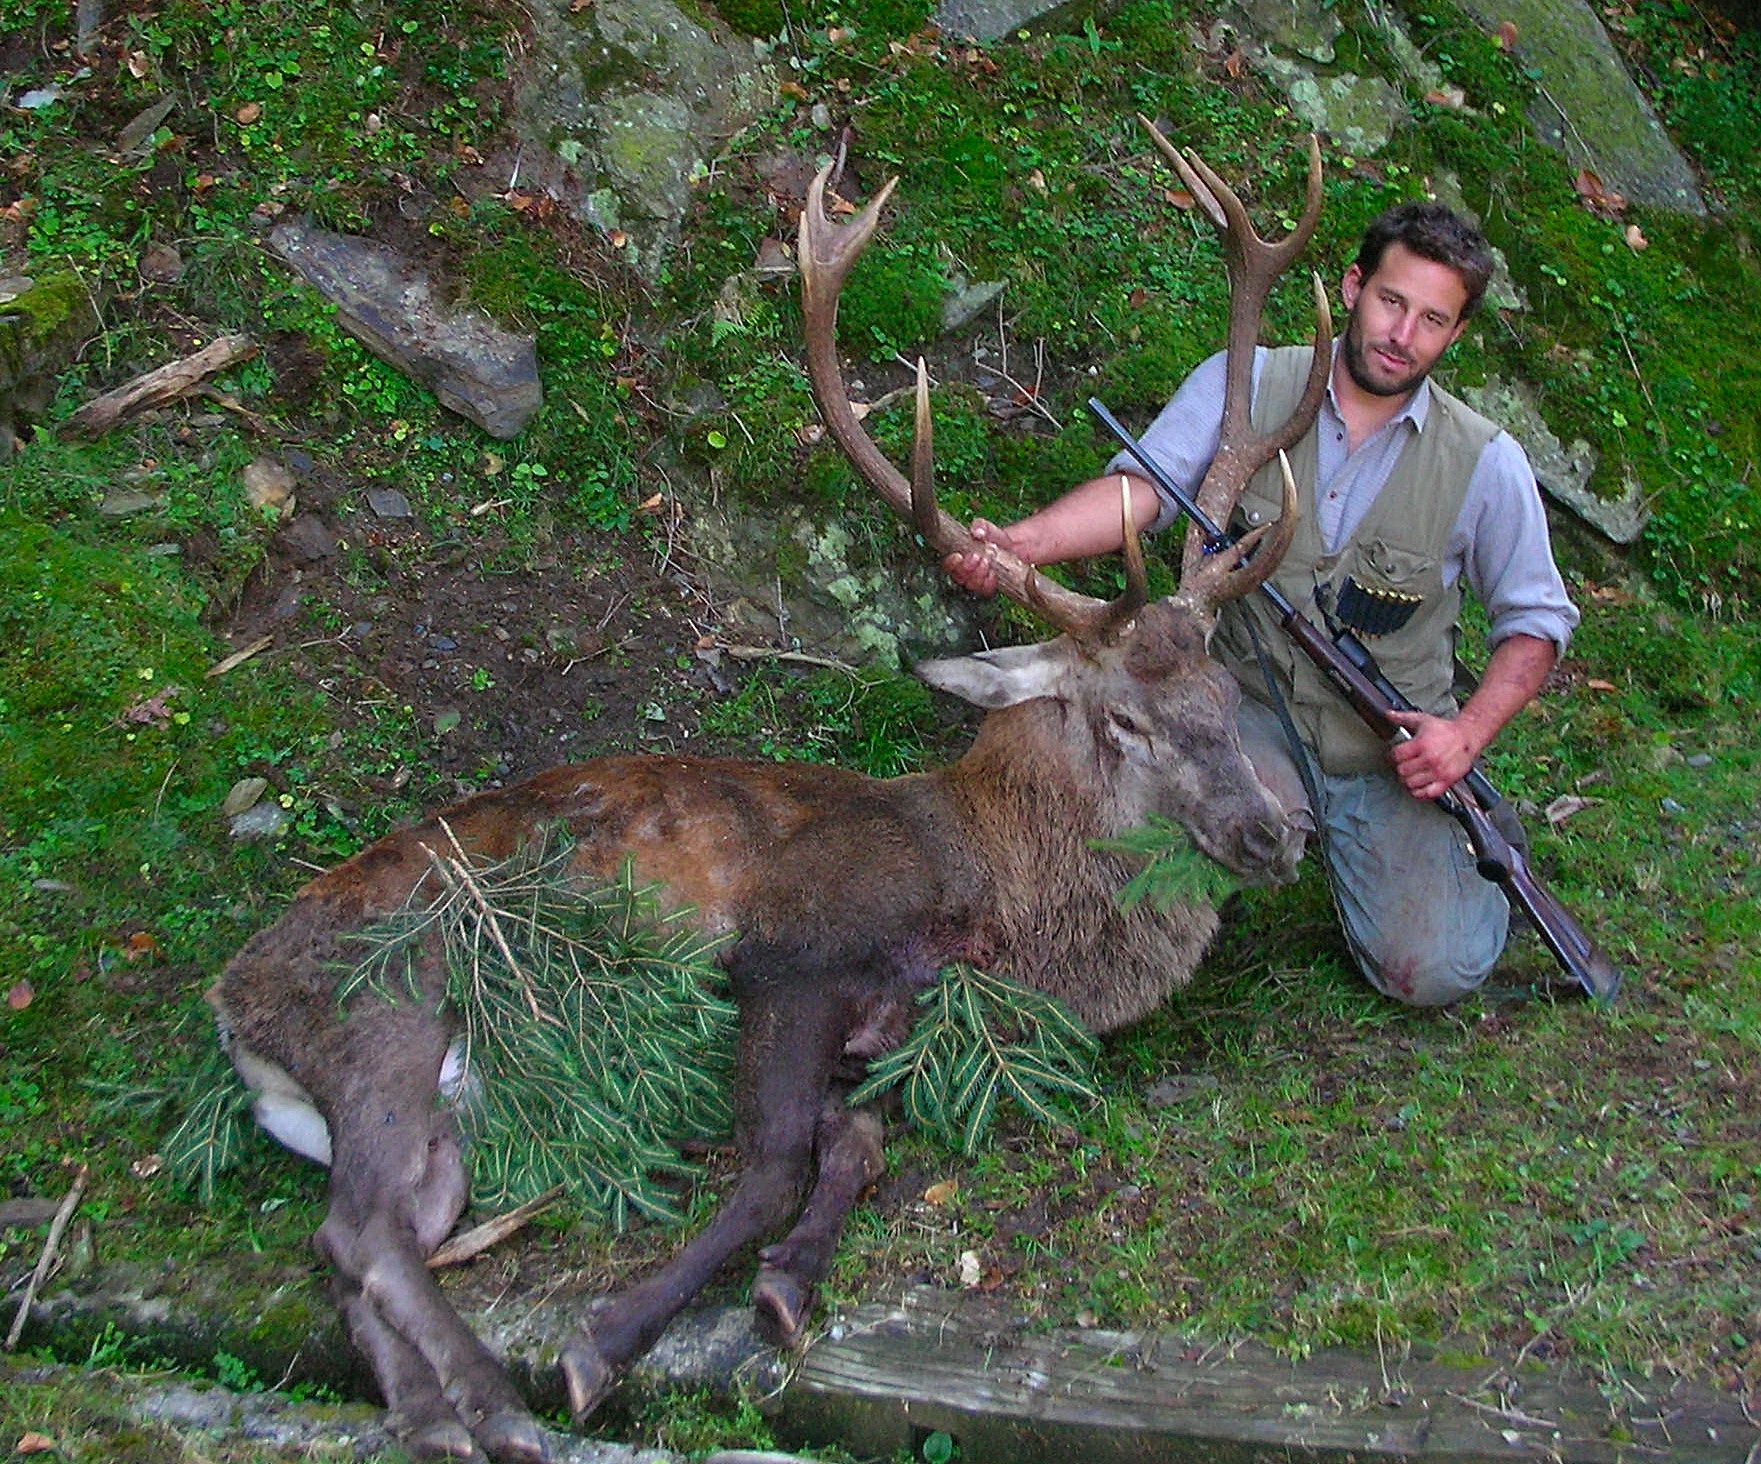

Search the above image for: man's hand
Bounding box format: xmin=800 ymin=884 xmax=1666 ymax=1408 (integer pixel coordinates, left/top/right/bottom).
xmin=942 ymin=519 xmax=1018 ymax=597
xmin=1386 ymin=709 xmax=1486 ymax=800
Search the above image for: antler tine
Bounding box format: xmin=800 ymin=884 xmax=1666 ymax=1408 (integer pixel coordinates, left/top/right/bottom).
xmin=910 ymin=358 xmax=937 ymax=542
xmin=1134 ymin=121 xmax=1330 ymax=599
xmin=1084 ymin=477 xmax=1151 ymax=640
xmin=1171 ymin=447 xmax=1301 ymax=622
xmin=798 ymin=163 xmax=1129 ymax=640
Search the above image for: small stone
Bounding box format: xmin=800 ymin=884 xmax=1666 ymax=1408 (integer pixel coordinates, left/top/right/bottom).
xmin=275 ymin=514 xmax=338 ymax=564
xmin=367 ymin=487 xmax=412 ymax=518
xmin=99 ymin=488 xmax=161 ymax=518
xmin=139 ymin=243 xmax=184 ymax=283
xmin=32 ymin=879 xmax=74 ymax=894
xmin=221 ymin=776 xmax=269 ymax=817
xmin=1660 ymin=797 xmax=1687 ymax=816
xmin=242 ymin=457 xmax=296 ymax=513
xmin=1685 ymin=753 xmax=1713 ymax=769
xmin=429 ymin=634 xmax=457 ymax=653
xmin=229 ymin=803 xmax=289 ymax=841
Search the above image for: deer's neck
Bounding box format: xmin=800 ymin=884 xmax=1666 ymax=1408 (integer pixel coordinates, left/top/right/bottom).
xmin=932 ymin=702 xmax=1218 ymax=1034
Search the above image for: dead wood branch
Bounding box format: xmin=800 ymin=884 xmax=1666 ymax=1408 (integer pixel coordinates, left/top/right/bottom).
xmin=428 ymin=1185 xmax=567 ymax=1269
xmin=60 ymin=334 xmax=257 ymax=440
xmin=5 ymin=1166 xmax=88 ymax=1350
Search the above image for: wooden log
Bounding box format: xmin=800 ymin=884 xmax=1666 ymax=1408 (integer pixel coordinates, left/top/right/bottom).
xmin=60 ymin=334 xmax=257 ymax=439
xmin=781 ymin=1288 xmax=1761 ymax=1463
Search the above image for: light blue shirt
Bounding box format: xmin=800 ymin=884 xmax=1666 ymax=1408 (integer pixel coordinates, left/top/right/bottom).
xmin=1107 ymin=346 xmax=1580 ymax=652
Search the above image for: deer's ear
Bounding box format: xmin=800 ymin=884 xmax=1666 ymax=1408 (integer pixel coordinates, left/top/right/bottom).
xmin=914 ymin=640 xmax=1077 ymax=709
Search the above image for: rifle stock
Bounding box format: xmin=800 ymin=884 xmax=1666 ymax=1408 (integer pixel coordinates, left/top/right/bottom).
xmin=1088 ymin=397 xmax=1623 ymax=1004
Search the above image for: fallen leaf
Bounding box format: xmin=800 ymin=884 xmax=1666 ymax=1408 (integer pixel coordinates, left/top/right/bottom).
xmin=957 ymin=1250 xmax=982 ymax=1288
xmin=236 ymin=101 xmax=262 ymax=125
xmin=637 ymin=492 xmax=666 ymax=513
xmin=1624 ymin=223 xmax=1648 ymax=251
xmin=923 ymin=1179 xmax=958 ymax=1205
xmin=1586 ymin=677 xmax=1618 ymax=692
xmin=131 ymin=1153 xmax=163 ymax=1179
xmin=778 ymin=81 xmax=808 ymax=100
xmin=1163 ymin=187 xmax=1196 ymax=209
xmin=1026 ymin=168 xmax=1047 ymax=191
xmin=826 ymin=25 xmax=849 ymax=42
xmin=1424 ymin=84 xmax=1466 ymax=109
xmin=826 ymin=192 xmax=858 ymax=217
xmin=570 ymin=0 xmax=593 ymax=9
xmin=6 ymin=980 xmax=32 ymax=1011
xmin=1544 ymin=794 xmax=1601 ymax=828
xmin=1222 ymin=48 xmax=1243 ymax=78
xmin=1128 ymin=288 xmax=1148 ymax=308
xmin=608 ymin=229 xmax=627 ymax=248
xmin=127 ymin=51 xmax=151 ymax=78
xmin=1075 ymin=1308 xmax=1098 ymax=1328
xmin=16 ymin=1435 xmax=55 ymax=1456
xmin=124 ymin=931 xmax=161 ymax=962
xmin=1494 ymin=20 xmax=1518 ymax=49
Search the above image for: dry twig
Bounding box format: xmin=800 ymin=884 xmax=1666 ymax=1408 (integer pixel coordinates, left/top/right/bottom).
xmin=428 ymin=1185 xmax=567 ymax=1269
xmin=4 ymin=1166 xmax=88 ymax=1351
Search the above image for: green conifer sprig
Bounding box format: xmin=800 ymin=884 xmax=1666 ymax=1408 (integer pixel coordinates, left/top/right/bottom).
xmin=1093 ymin=815 xmax=1242 ymax=912
xmin=160 ymin=1043 xmax=254 ymax=1204
xmin=847 ymin=963 xmax=1100 ymax=1155
xmin=337 ymin=826 xmax=738 ymax=1228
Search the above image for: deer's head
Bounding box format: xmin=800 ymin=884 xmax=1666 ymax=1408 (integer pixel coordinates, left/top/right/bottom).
xmin=799 ymin=130 xmax=1332 ymax=885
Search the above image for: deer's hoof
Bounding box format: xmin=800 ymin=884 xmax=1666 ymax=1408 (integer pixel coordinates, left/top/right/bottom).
xmin=560 ymin=1340 xmax=616 ymax=1424
xmin=752 ymin=1264 xmax=814 ymax=1349
xmin=477 ymin=1408 xmax=554 ymax=1464
xmin=401 ymin=1416 xmax=484 ymax=1462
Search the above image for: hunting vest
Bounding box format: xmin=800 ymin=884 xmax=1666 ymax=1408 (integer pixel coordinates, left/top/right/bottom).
xmin=1211 ymin=344 xmax=1500 ymax=776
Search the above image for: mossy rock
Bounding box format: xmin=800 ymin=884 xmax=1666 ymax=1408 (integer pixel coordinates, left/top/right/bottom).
xmin=0 ymin=272 xmax=103 ymax=449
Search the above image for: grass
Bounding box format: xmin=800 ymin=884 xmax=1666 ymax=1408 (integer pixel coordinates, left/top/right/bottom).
xmin=1 ymin=0 xmax=1759 ymax=1449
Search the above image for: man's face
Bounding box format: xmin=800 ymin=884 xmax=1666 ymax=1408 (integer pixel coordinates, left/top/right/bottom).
xmin=1339 ymin=241 xmax=1471 ymax=399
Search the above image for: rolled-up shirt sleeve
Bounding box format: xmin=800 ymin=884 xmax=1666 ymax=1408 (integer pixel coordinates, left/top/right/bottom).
xmin=1452 ymin=430 xmax=1580 ymax=653
xmin=1103 ymin=348 xmax=1234 ymax=533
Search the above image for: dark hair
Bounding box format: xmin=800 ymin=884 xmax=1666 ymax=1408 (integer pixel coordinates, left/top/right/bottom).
xmin=1353 ymin=202 xmax=1495 ymax=321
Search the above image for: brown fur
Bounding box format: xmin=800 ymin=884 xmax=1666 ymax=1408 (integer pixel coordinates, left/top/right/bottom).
xmin=210 ymin=600 xmax=1300 ymax=1463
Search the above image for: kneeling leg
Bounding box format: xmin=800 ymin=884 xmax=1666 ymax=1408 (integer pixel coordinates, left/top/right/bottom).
xmin=751 ymin=1098 xmax=885 ymax=1347
xmin=560 ymin=983 xmax=851 ymax=1422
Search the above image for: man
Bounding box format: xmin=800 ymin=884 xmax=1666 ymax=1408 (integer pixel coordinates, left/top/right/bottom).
xmin=945 ymin=202 xmax=1578 ymax=1007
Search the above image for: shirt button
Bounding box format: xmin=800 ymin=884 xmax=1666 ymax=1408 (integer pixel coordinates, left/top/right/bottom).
xmin=1327 ymin=491 xmax=1338 ymax=500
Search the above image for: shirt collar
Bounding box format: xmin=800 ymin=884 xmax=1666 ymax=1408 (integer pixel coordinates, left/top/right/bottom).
xmin=1323 ymin=336 xmax=1434 ymax=434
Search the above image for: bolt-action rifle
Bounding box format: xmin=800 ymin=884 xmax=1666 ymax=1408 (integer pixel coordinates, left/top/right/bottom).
xmin=1089 ymin=398 xmax=1622 ymax=1004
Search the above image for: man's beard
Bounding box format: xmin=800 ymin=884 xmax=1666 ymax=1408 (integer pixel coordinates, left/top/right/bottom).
xmin=1341 ymin=308 xmax=1431 ymax=398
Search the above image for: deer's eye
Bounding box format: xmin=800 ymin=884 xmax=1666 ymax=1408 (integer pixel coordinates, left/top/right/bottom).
xmin=1108 ymin=709 xmax=1150 ymax=740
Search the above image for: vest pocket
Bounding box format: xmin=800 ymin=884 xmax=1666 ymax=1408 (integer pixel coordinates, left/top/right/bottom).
xmin=1357 ymin=536 xmax=1436 ymax=591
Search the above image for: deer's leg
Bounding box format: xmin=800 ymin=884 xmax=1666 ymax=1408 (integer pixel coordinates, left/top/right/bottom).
xmin=751 ymin=1096 xmax=885 ymax=1348
xmin=560 ymin=981 xmax=850 ymax=1423
xmin=316 ymin=1038 xmax=551 ymax=1464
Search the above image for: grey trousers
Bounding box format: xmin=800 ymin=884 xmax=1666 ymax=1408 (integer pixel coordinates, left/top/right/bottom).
xmin=1235 ymin=695 xmax=1511 ymax=1007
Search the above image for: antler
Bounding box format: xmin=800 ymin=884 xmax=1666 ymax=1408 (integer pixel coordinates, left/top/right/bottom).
xmin=799 ymin=166 xmax=1147 ymax=642
xmin=1138 ymin=118 xmax=1333 ymax=614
